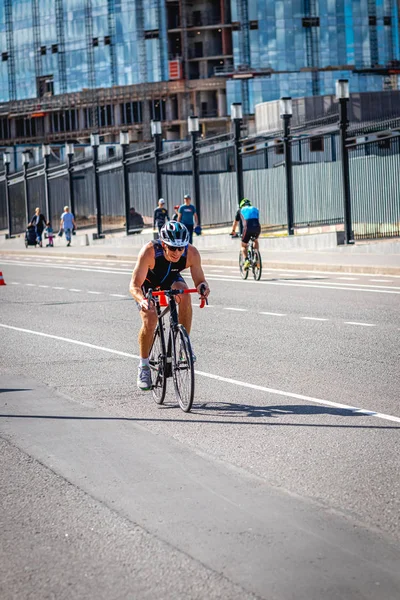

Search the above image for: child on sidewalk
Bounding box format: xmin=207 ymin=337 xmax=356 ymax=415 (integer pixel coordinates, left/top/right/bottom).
xmin=45 ymin=221 xmax=54 ymax=247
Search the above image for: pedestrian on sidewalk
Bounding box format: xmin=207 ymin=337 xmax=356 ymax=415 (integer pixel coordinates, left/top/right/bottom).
xmin=45 ymin=221 xmax=54 ymax=247
xmin=60 ymin=206 xmax=76 ymax=247
xmin=29 ymin=207 xmax=47 ymax=247
xmin=153 ymin=198 xmax=169 ymax=233
xmin=177 ymin=194 xmax=198 ymax=244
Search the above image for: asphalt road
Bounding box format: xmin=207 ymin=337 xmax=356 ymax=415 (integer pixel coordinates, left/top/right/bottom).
xmin=0 ymin=254 xmax=399 ymax=600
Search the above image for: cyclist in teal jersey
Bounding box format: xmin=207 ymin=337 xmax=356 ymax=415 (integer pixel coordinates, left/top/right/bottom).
xmin=231 ymin=198 xmax=261 ymax=270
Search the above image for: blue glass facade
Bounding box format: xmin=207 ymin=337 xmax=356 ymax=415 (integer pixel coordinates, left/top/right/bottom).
xmin=0 ymin=0 xmax=168 ymax=102
xmin=228 ymin=0 xmax=400 ymax=112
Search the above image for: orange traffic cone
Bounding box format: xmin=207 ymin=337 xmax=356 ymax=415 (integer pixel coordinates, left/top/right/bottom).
xmin=0 ymin=272 xmax=6 ymax=286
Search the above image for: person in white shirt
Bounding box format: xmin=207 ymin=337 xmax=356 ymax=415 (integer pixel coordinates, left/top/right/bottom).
xmin=60 ymin=206 xmax=76 ymax=247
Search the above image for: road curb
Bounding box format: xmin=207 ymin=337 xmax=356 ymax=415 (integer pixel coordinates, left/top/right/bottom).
xmin=1 ymin=249 xmax=399 ymax=275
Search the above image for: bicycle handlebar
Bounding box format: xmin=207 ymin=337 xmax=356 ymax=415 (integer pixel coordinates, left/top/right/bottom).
xmin=147 ymin=286 xmax=208 ymax=309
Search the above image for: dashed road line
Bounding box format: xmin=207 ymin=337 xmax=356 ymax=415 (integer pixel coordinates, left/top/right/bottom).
xmin=69 ymin=288 xmax=82 ymax=292
xmin=38 ymin=285 xmax=49 ymax=288
xmin=345 ymin=322 xmax=376 ymax=327
xmin=87 ymin=291 xmax=102 ymax=295
xmin=110 ymin=293 xmax=127 ymax=298
xmin=53 ymin=286 xmax=65 ymax=290
xmin=260 ymin=311 xmax=286 ymax=317
xmin=301 ymin=317 xmax=329 ymax=321
xmin=224 ymin=307 xmax=247 ymax=312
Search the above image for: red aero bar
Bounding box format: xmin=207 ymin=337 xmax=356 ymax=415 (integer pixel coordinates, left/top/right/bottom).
xmin=151 ymin=288 xmax=207 ymax=308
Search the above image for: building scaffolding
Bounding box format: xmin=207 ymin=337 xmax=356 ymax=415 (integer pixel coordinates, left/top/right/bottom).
xmin=4 ymin=0 xmax=16 ymax=101
xmin=56 ymin=0 xmax=67 ymax=94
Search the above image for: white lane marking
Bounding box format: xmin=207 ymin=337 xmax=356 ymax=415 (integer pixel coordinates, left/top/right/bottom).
xmin=370 ymin=279 xmax=391 ymax=283
xmin=87 ymin=290 xmax=102 ymax=295
xmin=10 ymin=282 xmax=20 ymax=285
xmin=53 ymin=286 xmax=64 ymax=290
xmin=224 ymin=307 xmax=247 ymax=312
xmin=301 ymin=317 xmax=329 ymax=321
xmin=338 ymin=277 xmax=358 ymax=281
xmin=345 ymin=322 xmax=376 ymax=327
xmin=110 ymin=293 xmax=127 ymax=298
xmin=1 ymin=322 xmax=399 ymax=425
xmin=25 ymin=283 xmax=36 ymax=286
xmin=260 ymin=312 xmax=286 ymax=317
xmin=38 ymin=285 xmax=49 ymax=288
xmin=69 ymin=288 xmax=82 ymax=292
xmin=204 ymin=276 xmax=400 ymax=295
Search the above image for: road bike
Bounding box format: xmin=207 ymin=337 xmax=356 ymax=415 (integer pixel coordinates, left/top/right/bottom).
xmin=238 ymin=235 xmax=262 ymax=281
xmin=147 ymin=286 xmax=207 ymax=413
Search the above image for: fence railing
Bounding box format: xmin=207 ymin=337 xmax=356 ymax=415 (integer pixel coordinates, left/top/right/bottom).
xmin=1 ymin=121 xmax=400 ymax=241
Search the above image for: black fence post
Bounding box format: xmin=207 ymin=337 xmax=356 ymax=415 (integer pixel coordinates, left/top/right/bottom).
xmin=22 ymin=151 xmax=30 ymax=226
xmin=3 ymin=152 xmax=12 ymax=237
xmin=231 ymin=103 xmax=244 ymax=208
xmin=91 ymin=133 xmax=104 ymax=239
xmin=280 ymin=97 xmax=294 ymax=236
xmin=188 ymin=116 xmax=201 ymax=226
xmin=151 ymin=120 xmax=163 ymax=203
xmin=336 ymin=79 xmax=354 ymax=244
xmin=42 ymin=144 xmax=51 ymax=223
xmin=66 ymin=142 xmax=75 ymax=217
xmin=120 ymin=130 xmax=131 ymax=236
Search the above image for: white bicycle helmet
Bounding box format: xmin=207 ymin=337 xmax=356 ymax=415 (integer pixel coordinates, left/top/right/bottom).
xmin=160 ymin=221 xmax=190 ymax=247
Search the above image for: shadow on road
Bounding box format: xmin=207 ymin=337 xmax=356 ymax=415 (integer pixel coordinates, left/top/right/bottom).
xmin=0 ymin=406 xmax=398 ymax=429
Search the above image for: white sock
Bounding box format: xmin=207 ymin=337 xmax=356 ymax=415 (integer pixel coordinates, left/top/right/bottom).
xmin=140 ymin=358 xmax=150 ymax=368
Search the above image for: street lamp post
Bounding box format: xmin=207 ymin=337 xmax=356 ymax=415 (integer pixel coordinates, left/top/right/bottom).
xmin=3 ymin=152 xmax=12 ymax=237
xmin=151 ymin=120 xmax=163 ymax=203
xmin=90 ymin=133 xmax=104 ymax=239
xmin=280 ymin=97 xmax=294 ymax=236
xmin=120 ymin=130 xmax=131 ymax=236
xmin=22 ymin=151 xmax=30 ymax=226
xmin=336 ymin=79 xmax=354 ymax=244
xmin=188 ymin=115 xmax=201 ymax=227
xmin=231 ymin=103 xmax=244 ymax=212
xmin=65 ymin=142 xmax=75 ymax=217
xmin=42 ymin=144 xmax=51 ymax=223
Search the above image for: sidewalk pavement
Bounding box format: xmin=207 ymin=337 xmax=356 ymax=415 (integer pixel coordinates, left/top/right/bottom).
xmin=1 ymin=228 xmax=399 ymax=275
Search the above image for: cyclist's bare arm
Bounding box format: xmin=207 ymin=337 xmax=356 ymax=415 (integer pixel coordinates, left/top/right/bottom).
xmin=129 ymin=243 xmax=155 ymax=308
xmin=186 ymin=246 xmax=210 ymax=297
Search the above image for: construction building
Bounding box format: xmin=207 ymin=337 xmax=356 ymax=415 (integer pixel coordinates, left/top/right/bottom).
xmin=0 ymin=0 xmax=399 ymax=147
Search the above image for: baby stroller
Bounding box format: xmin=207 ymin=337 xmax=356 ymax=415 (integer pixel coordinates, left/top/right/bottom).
xmin=25 ymin=225 xmax=38 ymax=248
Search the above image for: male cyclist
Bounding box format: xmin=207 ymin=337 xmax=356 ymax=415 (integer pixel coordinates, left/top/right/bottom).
xmin=231 ymin=198 xmax=261 ymax=269
xmin=129 ymin=221 xmax=210 ymax=391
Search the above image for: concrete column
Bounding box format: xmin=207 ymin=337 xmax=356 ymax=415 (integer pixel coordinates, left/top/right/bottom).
xmin=217 ymin=88 xmax=226 ymax=117
xmin=78 ymin=108 xmax=86 ymax=130
xmin=165 ymin=97 xmax=173 ymax=121
xmin=114 ymin=103 xmax=122 ymax=127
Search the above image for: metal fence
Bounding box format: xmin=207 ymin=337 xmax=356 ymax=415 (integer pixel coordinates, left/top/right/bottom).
xmin=1 ymin=123 xmax=399 ymax=242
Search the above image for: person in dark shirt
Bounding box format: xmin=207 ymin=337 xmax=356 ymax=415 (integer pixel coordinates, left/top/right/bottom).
xmin=29 ymin=207 xmax=47 ymax=247
xmin=128 ymin=207 xmax=144 ymax=233
xmin=153 ymin=198 xmax=169 ymax=232
xmin=129 ymin=221 xmax=210 ymax=391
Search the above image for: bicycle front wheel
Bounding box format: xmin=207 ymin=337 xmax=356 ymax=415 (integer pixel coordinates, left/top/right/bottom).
xmin=149 ymin=326 xmax=167 ymax=405
xmin=252 ymin=249 xmax=262 ymax=281
xmin=172 ymin=325 xmax=195 ymax=412
xmin=239 ymin=251 xmax=249 ymax=280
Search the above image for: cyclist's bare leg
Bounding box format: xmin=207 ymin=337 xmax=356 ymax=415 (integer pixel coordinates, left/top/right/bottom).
xmin=172 ymin=281 xmax=192 ymax=334
xmin=241 ymin=241 xmax=248 ymax=261
xmin=138 ymin=306 xmax=158 ymax=358
xmin=253 ymin=238 xmax=259 ymax=250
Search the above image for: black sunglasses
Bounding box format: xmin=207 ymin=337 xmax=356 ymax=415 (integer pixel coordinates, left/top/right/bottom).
xmin=165 ymin=244 xmax=185 ymax=252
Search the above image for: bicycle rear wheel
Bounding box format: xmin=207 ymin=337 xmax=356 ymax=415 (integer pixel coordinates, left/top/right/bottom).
xmin=252 ymin=249 xmax=262 ymax=281
xmin=172 ymin=325 xmax=195 ymax=412
xmin=239 ymin=251 xmax=249 ymax=280
xmin=148 ymin=326 xmax=167 ymax=405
